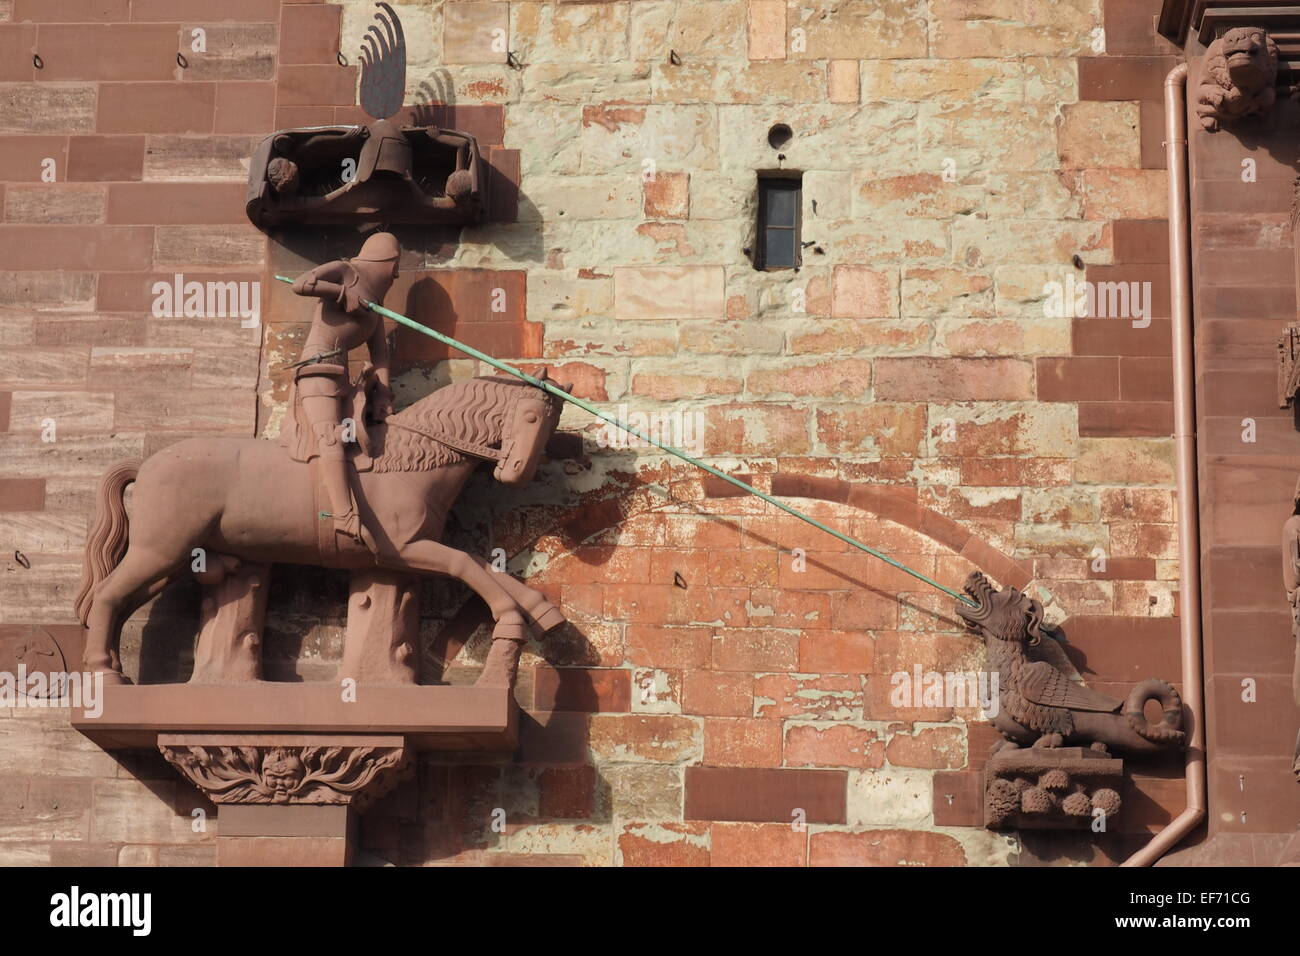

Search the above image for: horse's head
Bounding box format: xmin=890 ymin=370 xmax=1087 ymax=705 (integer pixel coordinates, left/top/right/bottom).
xmin=378 ymin=374 xmax=570 ymax=483
xmin=494 ymin=370 xmax=568 ymax=486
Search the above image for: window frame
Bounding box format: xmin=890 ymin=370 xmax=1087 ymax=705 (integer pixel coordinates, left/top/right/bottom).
xmin=754 ymin=171 xmax=803 ymax=272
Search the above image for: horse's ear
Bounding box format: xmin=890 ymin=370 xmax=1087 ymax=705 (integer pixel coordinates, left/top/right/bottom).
xmin=560 ymin=381 xmax=574 ymax=394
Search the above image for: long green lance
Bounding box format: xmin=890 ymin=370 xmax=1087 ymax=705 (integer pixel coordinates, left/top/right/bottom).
xmin=274 ymin=274 xmax=976 ymax=606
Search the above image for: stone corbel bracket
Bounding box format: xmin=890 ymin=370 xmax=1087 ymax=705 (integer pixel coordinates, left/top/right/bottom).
xmin=159 ymin=734 xmax=409 ymax=812
xmin=1196 ymin=26 xmax=1281 ymax=132
xmin=156 ymin=733 xmax=415 ymax=864
xmin=984 ymin=747 xmax=1123 ymax=830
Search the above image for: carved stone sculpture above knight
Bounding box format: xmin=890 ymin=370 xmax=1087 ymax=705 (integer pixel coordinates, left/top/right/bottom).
xmin=245 ymin=1 xmax=485 ymax=230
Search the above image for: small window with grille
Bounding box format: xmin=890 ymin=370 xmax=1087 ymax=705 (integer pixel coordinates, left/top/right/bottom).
xmin=754 ymin=173 xmax=802 ymax=271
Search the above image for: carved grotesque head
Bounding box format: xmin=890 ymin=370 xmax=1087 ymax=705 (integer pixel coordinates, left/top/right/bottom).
xmin=267 ymin=157 xmax=300 ymax=196
xmin=445 ymin=168 xmax=475 ymax=205
xmin=1219 ymin=27 xmax=1277 ymax=92
xmin=261 ymin=748 xmax=305 ymax=798
xmin=954 ymin=571 xmax=1050 ymax=646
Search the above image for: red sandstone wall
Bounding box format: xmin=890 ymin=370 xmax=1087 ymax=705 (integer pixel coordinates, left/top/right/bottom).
xmin=1185 ymin=46 xmax=1300 ymax=852
xmin=0 ymin=0 xmax=1250 ymax=866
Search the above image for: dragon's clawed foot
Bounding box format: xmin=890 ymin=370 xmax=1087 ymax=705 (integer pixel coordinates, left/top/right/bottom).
xmin=1032 ymin=733 xmax=1064 ymax=749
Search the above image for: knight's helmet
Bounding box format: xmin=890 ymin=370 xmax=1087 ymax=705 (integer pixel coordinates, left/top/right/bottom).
xmin=357 ymin=117 xmax=413 ymax=184
xmin=350 ymin=231 xmax=401 ymax=297
xmin=354 ymin=231 xmax=401 ymax=264
xmin=355 ymin=3 xmax=412 ymax=182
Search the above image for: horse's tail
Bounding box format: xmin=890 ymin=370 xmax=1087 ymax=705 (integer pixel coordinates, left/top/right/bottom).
xmin=75 ymin=460 xmax=140 ymax=626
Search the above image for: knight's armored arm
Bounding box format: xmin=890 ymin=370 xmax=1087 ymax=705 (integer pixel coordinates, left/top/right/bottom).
xmin=367 ymin=322 xmax=395 ymax=419
xmin=367 ymin=321 xmax=392 ymax=383
xmin=291 ymin=260 xmax=351 ymax=302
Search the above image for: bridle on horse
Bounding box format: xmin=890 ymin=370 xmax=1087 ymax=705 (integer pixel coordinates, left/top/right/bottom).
xmin=384 ymin=416 xmax=504 ymax=461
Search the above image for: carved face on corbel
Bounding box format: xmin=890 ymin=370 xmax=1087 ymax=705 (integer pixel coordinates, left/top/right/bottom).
xmin=262 ymin=748 xmax=306 ymax=797
xmin=1197 ymin=27 xmax=1280 ymax=131
xmin=1220 ymin=27 xmax=1275 ymax=92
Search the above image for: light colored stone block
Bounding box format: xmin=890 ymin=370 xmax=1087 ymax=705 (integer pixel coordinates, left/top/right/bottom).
xmin=747 ymin=0 xmax=785 ymax=60
xmin=443 ymin=1 xmax=509 ymax=65
xmin=615 ymin=266 xmax=725 ymax=320
xmin=832 ymin=265 xmax=897 ymax=318
xmin=828 ymin=59 xmax=859 ymax=103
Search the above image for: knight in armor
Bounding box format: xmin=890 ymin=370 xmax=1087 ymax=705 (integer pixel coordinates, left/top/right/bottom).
xmin=289 ymin=232 xmax=401 ymax=543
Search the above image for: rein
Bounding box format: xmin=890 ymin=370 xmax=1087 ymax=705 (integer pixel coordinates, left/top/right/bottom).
xmin=383 ymin=417 xmax=502 ymax=461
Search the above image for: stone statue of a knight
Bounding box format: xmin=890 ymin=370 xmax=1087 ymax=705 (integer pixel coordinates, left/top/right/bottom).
xmin=288 ymin=231 xmax=400 ymax=545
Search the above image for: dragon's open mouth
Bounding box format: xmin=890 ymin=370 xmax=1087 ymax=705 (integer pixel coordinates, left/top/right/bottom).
xmin=955 ymin=571 xmax=994 ymax=627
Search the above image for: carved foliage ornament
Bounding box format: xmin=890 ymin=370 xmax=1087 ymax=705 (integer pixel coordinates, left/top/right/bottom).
xmin=160 ymin=743 xmax=406 ymax=806
xmin=984 ymin=748 xmax=1123 ymax=830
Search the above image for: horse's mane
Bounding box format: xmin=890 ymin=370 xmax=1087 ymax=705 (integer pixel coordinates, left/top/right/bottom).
xmin=369 ymin=376 xmax=530 ymax=473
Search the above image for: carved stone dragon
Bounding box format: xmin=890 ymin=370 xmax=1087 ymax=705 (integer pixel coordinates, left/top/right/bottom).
xmin=956 ymin=572 xmax=1185 ymax=755
xmin=1196 ymin=26 xmax=1279 ymax=132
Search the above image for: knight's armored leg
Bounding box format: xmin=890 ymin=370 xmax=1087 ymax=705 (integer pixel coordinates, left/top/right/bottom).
xmin=299 ymin=391 xmax=361 ymax=542
xmin=314 ymin=420 xmax=361 ymax=541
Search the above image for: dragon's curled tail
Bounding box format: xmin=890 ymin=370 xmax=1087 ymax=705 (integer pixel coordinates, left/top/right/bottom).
xmin=1123 ymin=678 xmax=1185 ymax=745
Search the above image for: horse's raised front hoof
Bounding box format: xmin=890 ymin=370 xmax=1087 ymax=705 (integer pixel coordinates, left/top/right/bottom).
xmin=491 ymin=613 xmax=529 ymax=643
xmin=530 ymin=603 xmax=566 ymax=634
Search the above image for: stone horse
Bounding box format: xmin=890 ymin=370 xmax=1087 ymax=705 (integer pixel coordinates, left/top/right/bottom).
xmin=74 ymin=374 xmax=569 ymax=686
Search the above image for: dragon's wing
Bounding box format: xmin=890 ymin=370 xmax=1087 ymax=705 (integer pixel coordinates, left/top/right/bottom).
xmin=1019 ymin=661 xmax=1123 ymax=713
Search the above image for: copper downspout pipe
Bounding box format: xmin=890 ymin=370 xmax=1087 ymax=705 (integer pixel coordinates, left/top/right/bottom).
xmin=1122 ymin=62 xmax=1207 ymax=866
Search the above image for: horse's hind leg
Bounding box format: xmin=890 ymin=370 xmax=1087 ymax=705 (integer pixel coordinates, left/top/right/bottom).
xmin=84 ymin=546 xmax=184 ymax=684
